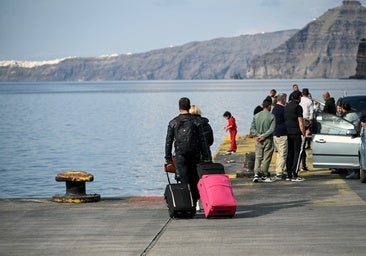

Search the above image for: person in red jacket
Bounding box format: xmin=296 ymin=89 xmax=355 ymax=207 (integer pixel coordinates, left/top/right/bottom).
xmin=223 ymin=111 xmax=237 ymax=154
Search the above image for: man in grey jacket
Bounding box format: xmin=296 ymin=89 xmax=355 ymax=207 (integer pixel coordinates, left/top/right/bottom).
xmin=250 ymin=99 xmax=276 ymax=183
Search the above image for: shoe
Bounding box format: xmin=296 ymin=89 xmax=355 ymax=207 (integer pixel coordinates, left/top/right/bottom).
xmin=331 ymin=169 xmax=347 ymax=174
xmin=302 ymin=166 xmax=309 ymax=172
xmin=225 ymin=151 xmax=232 ymax=155
xmin=196 ymin=200 xmax=201 ymax=212
xmin=291 ymin=177 xmax=305 ymax=182
xmin=346 ymin=172 xmax=360 ymax=179
xmin=275 ymin=175 xmax=286 ymax=180
xmin=286 ymin=178 xmax=291 ymax=181
xmin=262 ymin=177 xmax=274 ymax=183
xmin=253 ymin=175 xmax=259 ymax=183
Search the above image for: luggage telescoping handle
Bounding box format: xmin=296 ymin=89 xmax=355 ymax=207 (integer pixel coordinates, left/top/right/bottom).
xmin=166 ymin=172 xmax=172 ymax=185
xmin=166 ymin=171 xmax=181 ymax=185
xmin=166 ymin=168 xmax=181 ymax=185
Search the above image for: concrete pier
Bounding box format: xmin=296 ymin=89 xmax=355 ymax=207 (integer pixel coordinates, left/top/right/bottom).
xmin=1 ymin=135 xmax=366 ymax=256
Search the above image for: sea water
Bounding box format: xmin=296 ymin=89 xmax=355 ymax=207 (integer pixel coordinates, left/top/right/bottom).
xmin=0 ymin=79 xmax=365 ymax=198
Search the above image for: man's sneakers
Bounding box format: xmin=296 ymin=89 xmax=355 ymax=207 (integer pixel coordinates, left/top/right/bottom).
xmin=253 ymin=174 xmax=304 ymax=182
xmin=291 ymin=177 xmax=305 ymax=182
xmin=275 ymin=174 xmax=287 ymax=180
xmin=253 ymin=175 xmax=274 ymax=183
xmin=262 ymin=177 xmax=274 ymax=183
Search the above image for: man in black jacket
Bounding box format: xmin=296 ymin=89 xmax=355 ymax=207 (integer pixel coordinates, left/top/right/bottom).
xmin=284 ymin=91 xmax=306 ymax=182
xmin=165 ymin=97 xmax=210 ymax=205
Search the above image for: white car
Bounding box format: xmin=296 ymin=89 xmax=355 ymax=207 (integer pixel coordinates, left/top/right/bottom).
xmin=312 ymin=111 xmax=366 ymax=182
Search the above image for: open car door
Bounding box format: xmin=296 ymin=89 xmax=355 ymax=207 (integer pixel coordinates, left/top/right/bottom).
xmin=312 ymin=112 xmax=361 ymax=169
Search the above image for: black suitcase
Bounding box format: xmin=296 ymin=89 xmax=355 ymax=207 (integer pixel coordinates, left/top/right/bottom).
xmin=196 ymin=162 xmax=225 ymax=178
xmin=164 ymin=172 xmax=196 ymax=218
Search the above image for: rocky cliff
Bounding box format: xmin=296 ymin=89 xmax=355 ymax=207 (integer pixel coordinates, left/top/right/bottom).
xmin=0 ymin=30 xmax=297 ymax=82
xmin=351 ymin=38 xmax=366 ymax=78
xmin=247 ymin=0 xmax=366 ymax=79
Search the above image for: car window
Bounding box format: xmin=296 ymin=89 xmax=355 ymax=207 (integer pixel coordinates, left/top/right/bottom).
xmin=314 ymin=113 xmax=357 ymax=135
xmin=336 ymin=96 xmax=366 ymax=112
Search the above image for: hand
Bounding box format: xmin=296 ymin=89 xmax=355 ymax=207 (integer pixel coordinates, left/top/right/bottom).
xmin=256 ymin=135 xmax=265 ymax=142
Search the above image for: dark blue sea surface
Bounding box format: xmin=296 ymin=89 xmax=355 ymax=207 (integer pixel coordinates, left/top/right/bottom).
xmin=0 ymin=80 xmax=365 ymax=198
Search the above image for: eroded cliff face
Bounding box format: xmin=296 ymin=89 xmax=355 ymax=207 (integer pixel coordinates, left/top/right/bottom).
xmin=247 ymin=1 xmax=366 ymax=79
xmin=352 ymin=38 xmax=366 ymax=78
xmin=0 ymin=30 xmax=297 ymax=82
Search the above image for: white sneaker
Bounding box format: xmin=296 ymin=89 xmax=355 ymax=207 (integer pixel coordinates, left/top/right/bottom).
xmin=291 ymin=177 xmax=305 ymax=182
xmin=253 ymin=175 xmax=259 ymax=183
xmin=262 ymin=177 xmax=274 ymax=183
xmin=196 ymin=200 xmax=201 ymax=211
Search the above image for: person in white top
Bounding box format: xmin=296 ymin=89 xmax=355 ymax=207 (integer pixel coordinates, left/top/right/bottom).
xmin=299 ymin=88 xmax=314 ymax=171
xmin=300 ymin=88 xmax=314 ymax=122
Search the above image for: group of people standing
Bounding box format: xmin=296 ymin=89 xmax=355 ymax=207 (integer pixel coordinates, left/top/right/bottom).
xmin=164 ymin=85 xmax=359 ymax=204
xmin=249 ymin=84 xmax=335 ymax=182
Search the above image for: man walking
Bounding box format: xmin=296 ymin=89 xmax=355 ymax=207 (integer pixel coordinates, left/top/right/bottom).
xmin=165 ymin=97 xmax=211 ymax=205
xmin=250 ymin=100 xmax=276 ymax=182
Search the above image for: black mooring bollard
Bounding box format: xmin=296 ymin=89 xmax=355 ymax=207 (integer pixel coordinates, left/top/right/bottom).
xmin=52 ymin=170 xmax=100 ymax=203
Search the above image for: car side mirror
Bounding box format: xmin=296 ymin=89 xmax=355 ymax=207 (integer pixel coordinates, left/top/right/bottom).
xmin=346 ymin=129 xmax=357 ymax=136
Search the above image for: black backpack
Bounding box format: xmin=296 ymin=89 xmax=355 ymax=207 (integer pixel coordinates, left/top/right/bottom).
xmin=174 ymin=115 xmax=199 ymax=154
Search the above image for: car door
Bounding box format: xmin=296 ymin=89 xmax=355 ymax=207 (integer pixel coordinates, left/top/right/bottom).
xmin=312 ymin=112 xmax=361 ymax=169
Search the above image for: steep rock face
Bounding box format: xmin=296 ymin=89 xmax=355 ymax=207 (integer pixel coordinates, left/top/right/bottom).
xmin=247 ymin=0 xmax=366 ymax=79
xmin=351 ymin=38 xmax=366 ymax=78
xmin=0 ymin=30 xmax=297 ymax=81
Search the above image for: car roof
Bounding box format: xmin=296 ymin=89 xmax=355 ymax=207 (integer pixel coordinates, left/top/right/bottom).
xmin=337 ymin=95 xmax=366 ymax=112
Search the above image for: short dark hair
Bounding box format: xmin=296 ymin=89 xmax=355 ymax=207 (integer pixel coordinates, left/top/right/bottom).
xmin=361 ymin=113 xmax=366 ymax=123
xmin=262 ymin=99 xmax=272 ymax=108
xmin=342 ymin=103 xmax=352 ymax=112
xmin=302 ymin=88 xmax=309 ymax=96
xmin=292 ymin=91 xmax=302 ymax=100
xmin=179 ymin=97 xmax=191 ymax=111
xmin=223 ymin=111 xmax=231 ymax=118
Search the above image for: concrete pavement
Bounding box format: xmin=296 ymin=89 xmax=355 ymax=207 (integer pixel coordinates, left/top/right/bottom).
xmin=1 ymin=135 xmax=366 ymax=256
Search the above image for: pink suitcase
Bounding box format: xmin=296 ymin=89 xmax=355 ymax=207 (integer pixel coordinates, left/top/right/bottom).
xmin=197 ymin=174 xmax=237 ymax=218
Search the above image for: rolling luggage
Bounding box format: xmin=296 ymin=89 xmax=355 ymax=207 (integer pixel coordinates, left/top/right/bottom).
xmin=164 ymin=171 xmax=196 ymax=218
xmin=196 ymin=162 xmax=225 ymax=178
xmin=197 ymin=174 xmax=237 ymax=218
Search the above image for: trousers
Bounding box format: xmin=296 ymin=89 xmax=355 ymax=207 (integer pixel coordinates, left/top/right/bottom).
xmin=175 ymin=152 xmax=200 ymax=204
xmin=273 ymin=135 xmax=288 ymax=176
xmin=286 ymin=134 xmax=305 ymax=179
xmin=254 ymin=138 xmax=274 ymax=176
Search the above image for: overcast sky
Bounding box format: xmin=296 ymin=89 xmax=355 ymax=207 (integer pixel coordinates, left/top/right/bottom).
xmin=1 ymin=0 xmax=365 ymax=61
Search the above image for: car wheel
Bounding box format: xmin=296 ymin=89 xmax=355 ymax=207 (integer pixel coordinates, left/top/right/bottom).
xmin=360 ymin=169 xmax=366 ymax=183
